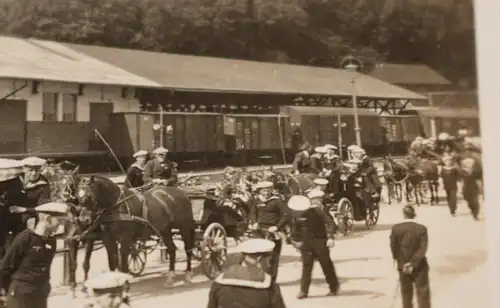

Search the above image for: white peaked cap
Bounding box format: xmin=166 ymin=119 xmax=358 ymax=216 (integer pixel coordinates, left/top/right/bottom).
xmin=84 ymin=271 xmax=132 ymax=290
xmin=237 ymin=238 xmax=275 ymax=254
xmin=324 ymin=144 xmax=338 ymax=150
xmin=287 ymin=195 xmax=311 ymax=211
xmin=35 ymin=202 xmax=69 ymax=215
xmin=313 ymin=178 xmax=329 ymax=185
xmin=22 ymin=156 xmax=46 ymax=167
xmin=307 ymin=189 xmax=325 ymax=199
xmin=133 ymin=150 xmax=148 ymax=158
xmin=153 ymin=147 xmax=168 ymax=155
xmin=438 ymin=132 xmax=450 ymax=141
xmin=255 ymin=181 xmax=273 ymax=190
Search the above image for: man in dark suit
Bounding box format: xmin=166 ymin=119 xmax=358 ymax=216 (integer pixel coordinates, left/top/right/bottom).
xmin=390 ymin=205 xmax=430 ymax=308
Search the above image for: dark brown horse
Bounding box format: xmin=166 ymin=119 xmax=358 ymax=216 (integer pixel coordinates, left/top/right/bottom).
xmin=382 ymin=156 xmax=409 ymax=205
xmin=62 ymin=174 xmax=196 ymax=288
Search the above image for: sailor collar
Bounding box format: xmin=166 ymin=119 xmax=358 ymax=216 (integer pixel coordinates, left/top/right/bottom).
xmin=130 ymin=163 xmax=145 ymax=171
xmin=256 ymin=195 xmax=280 ymax=207
xmin=215 ymin=265 xmax=272 ymax=289
xmin=20 ymin=176 xmax=48 ymax=190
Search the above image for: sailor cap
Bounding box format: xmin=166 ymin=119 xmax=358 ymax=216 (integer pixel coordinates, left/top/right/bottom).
xmin=347 ymin=145 xmax=365 ymax=153
xmin=152 ymin=147 xmax=168 ymax=155
xmin=313 ymin=178 xmax=329 ymax=185
xmin=438 ymin=132 xmax=450 ymax=141
xmin=287 ymin=195 xmax=311 ymax=211
xmin=237 ymin=238 xmax=275 ymax=254
xmin=457 ymin=128 xmax=470 ymax=136
xmin=35 ymin=202 xmax=69 ymax=216
xmin=133 ymin=150 xmax=148 ymax=158
xmin=84 ymin=271 xmax=132 ymax=294
xmin=307 ymin=189 xmax=325 ymax=199
xmin=323 ymin=144 xmax=338 ymax=150
xmin=22 ymin=156 xmax=46 ymax=168
xmin=255 ymin=181 xmax=273 ymax=190
xmin=315 ymin=146 xmax=328 ymax=154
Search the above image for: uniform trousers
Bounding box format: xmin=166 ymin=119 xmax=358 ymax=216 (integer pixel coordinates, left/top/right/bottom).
xmin=463 ymin=192 xmax=480 ymax=219
xmin=6 ymin=281 xmax=50 ymax=308
xmin=399 ymin=266 xmax=431 ymax=308
xmin=269 ymin=238 xmax=282 ymax=282
xmin=299 ymin=239 xmax=339 ymax=294
xmin=444 ymin=187 xmax=457 ymax=215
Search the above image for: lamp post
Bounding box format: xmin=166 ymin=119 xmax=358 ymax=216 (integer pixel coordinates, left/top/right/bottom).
xmin=341 ymin=56 xmax=363 ymax=147
xmin=152 ymin=104 xmax=174 ymax=149
xmin=333 ymin=114 xmax=346 ymax=160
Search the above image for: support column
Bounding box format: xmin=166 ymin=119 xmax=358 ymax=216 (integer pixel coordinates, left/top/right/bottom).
xmin=428 ymin=92 xmax=437 ymax=138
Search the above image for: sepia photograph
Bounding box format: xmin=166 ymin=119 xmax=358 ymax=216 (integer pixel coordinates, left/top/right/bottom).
xmin=0 ymin=0 xmax=487 ymax=307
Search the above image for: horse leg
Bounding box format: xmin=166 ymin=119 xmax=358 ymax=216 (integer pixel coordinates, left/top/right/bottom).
xmin=67 ymin=239 xmax=79 ymax=290
xmin=180 ymin=224 xmax=196 ymax=283
xmin=118 ymin=237 xmax=132 ymax=274
xmin=414 ymin=182 xmax=420 ymax=206
xmin=433 ymin=181 xmax=439 ymax=204
xmin=405 ymin=182 xmax=411 ymax=203
xmin=161 ymin=228 xmax=177 ymax=287
xmin=82 ymin=239 xmax=95 ymax=281
xmin=386 ymin=180 xmax=393 ymax=205
xmin=101 ymin=233 xmax=119 ymax=272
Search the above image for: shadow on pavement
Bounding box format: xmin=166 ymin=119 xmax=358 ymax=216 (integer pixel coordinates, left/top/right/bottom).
xmin=340 ymin=223 xmax=394 ymax=241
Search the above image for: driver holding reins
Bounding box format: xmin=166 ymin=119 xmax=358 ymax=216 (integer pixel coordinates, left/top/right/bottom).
xmin=248 ymin=181 xmax=288 ymax=283
xmin=143 ymin=147 xmax=178 ymax=186
xmin=347 ymin=145 xmax=382 ymax=200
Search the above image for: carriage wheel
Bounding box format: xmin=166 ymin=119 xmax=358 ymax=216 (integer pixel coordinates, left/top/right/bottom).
xmin=128 ymin=241 xmax=148 ymax=277
xmin=336 ymin=198 xmax=354 ymax=236
xmin=418 ymin=181 xmax=431 ymax=203
xmin=365 ymin=202 xmax=380 ymax=229
xmin=200 ymin=223 xmax=228 ymax=280
xmin=140 ymin=236 xmax=161 ymax=255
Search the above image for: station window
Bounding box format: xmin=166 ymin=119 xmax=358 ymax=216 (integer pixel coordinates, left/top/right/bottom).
xmin=42 ymin=92 xmax=58 ymax=122
xmin=62 ymin=93 xmax=78 ymax=122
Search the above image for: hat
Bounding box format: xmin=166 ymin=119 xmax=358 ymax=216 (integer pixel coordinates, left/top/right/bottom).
xmin=300 ymin=142 xmax=311 ymax=151
xmin=22 ymin=157 xmax=46 ymax=168
xmin=84 ymin=271 xmax=132 ymax=294
xmin=287 ymin=195 xmax=311 ymax=211
xmin=34 ymin=202 xmax=69 ymax=216
xmin=438 ymin=132 xmax=450 ymax=141
xmin=237 ymin=238 xmax=275 ymax=254
xmin=315 ymin=146 xmax=328 ymax=154
xmin=133 ymin=150 xmax=148 ymax=158
xmin=307 ymin=189 xmax=325 ymax=199
xmin=152 ymin=147 xmax=168 ymax=155
xmin=255 ymin=181 xmax=273 ymax=190
xmin=457 ymin=128 xmax=470 ymax=136
xmin=313 ymin=178 xmax=329 ymax=185
xmin=324 ymin=144 xmax=338 ymax=151
xmin=348 ymin=145 xmax=365 ymax=153
xmin=402 ymin=205 xmax=416 ymax=219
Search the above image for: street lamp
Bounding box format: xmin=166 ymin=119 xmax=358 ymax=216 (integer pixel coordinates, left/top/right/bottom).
xmin=333 ymin=117 xmax=347 ymax=160
xmin=341 ymin=56 xmax=363 ymax=147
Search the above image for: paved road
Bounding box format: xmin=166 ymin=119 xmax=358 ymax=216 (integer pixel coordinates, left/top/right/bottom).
xmin=48 ymin=191 xmax=487 ymax=308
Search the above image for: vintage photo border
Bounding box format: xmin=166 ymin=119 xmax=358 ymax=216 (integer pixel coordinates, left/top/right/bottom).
xmin=475 ymin=0 xmax=499 ymax=307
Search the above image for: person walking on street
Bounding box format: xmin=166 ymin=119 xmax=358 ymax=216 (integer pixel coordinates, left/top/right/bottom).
xmin=287 ymin=195 xmax=340 ymax=299
xmin=207 ymin=238 xmax=286 ymax=308
xmin=83 ymin=271 xmax=132 ymax=308
xmin=440 ymin=143 xmax=460 ymax=216
xmin=390 ymin=205 xmax=430 ymax=308
xmin=459 ymin=138 xmax=483 ymax=220
xmin=0 ymin=202 xmax=68 ymax=308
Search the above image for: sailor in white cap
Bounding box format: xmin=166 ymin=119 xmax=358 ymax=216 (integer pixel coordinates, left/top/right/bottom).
xmin=0 ymin=202 xmax=68 ymax=308
xmin=310 ymin=146 xmax=327 ymax=175
xmin=142 ymin=147 xmax=178 ymax=186
xmin=207 ymin=238 xmax=285 ymax=308
xmin=84 ymin=272 xmax=132 ymax=308
xmin=8 ymin=157 xmax=52 ymax=238
xmin=459 ymin=137 xmax=483 ymax=220
xmin=287 ymin=192 xmax=339 ymax=299
xmin=125 ymin=150 xmax=148 ymax=189
xmin=248 ymin=181 xmax=288 ymax=282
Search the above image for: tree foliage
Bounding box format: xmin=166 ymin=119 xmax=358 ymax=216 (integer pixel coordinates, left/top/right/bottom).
xmin=0 ymin=0 xmax=476 ymax=84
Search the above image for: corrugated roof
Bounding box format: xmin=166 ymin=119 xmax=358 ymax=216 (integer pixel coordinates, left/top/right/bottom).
xmin=0 ymin=36 xmax=161 ymax=88
xmin=370 ymin=63 xmax=451 ymax=85
xmin=63 ymin=43 xmax=425 ymax=100
xmin=284 ymin=106 xmax=379 ymax=117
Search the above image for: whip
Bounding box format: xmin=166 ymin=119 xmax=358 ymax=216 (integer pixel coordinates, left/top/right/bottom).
xmin=93 ymin=129 xmax=132 ymax=187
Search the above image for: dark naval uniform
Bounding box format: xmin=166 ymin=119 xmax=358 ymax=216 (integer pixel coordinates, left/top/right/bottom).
xmin=125 ymin=164 xmax=145 ymax=188
xmin=291 ymin=203 xmax=339 ymax=298
xmin=309 ymin=153 xmax=323 ymax=175
xmin=390 ymin=215 xmax=430 ymax=308
xmin=143 ymin=159 xmax=178 ymax=186
xmin=249 ymin=196 xmax=288 ymax=282
xmin=0 ymin=229 xmax=57 ymax=308
xmin=440 ymin=152 xmax=460 ymax=215
xmin=460 ymin=151 xmax=482 ymax=220
xmin=207 ymin=264 xmax=286 ymax=308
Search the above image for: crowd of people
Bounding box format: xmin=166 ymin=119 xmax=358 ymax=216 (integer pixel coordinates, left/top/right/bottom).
xmin=0 ymin=125 xmax=483 ymax=308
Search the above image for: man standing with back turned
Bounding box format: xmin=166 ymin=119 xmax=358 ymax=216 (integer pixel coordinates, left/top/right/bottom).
xmin=390 ymin=205 xmax=430 ymax=308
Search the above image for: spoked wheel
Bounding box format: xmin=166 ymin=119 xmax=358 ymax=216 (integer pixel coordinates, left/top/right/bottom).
xmin=336 ymin=198 xmax=355 ymax=236
xmin=365 ymin=202 xmax=380 ymax=229
xmin=128 ymin=240 xmax=148 ymax=277
xmin=200 ymin=223 xmax=228 ymax=280
xmin=418 ymin=181 xmax=431 ymax=203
